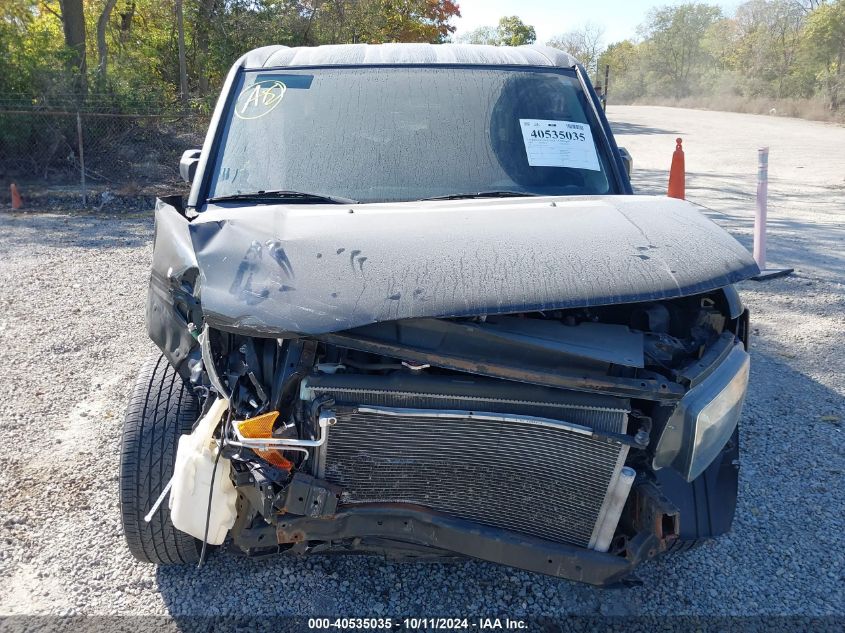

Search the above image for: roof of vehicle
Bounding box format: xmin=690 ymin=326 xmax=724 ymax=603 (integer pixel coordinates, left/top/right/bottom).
xmin=239 ymin=43 xmax=579 ymax=70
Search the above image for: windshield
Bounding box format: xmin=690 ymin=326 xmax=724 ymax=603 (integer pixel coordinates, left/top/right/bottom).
xmin=207 ymin=66 xmax=617 ymax=204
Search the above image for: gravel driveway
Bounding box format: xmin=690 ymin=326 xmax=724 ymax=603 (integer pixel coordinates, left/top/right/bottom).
xmin=0 ymin=106 xmax=843 ymax=618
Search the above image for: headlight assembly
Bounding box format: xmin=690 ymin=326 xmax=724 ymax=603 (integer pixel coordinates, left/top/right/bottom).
xmin=653 ymin=343 xmax=750 ymax=482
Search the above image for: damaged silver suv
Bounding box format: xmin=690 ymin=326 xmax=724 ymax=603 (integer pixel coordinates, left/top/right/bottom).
xmin=120 ymin=43 xmax=758 ymax=586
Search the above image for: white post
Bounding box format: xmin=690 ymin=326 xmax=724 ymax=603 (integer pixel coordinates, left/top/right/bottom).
xmin=753 ymin=147 xmax=768 ymax=269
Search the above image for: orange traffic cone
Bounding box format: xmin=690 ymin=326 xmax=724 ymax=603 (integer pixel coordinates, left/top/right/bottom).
xmin=10 ymin=183 xmax=22 ymax=209
xmin=667 ymin=138 xmax=685 ymax=200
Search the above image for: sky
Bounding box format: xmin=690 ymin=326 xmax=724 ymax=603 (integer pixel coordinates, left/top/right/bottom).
xmin=450 ymin=0 xmax=740 ymax=46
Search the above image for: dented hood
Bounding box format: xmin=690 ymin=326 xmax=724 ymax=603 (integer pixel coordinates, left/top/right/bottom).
xmin=187 ymin=195 xmax=758 ymax=336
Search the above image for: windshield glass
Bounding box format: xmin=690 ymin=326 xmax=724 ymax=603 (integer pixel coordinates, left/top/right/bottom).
xmin=207 ymin=66 xmax=616 ymax=203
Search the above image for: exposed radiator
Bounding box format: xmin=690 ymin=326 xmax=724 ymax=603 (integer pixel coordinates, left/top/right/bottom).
xmin=301 ymin=374 xmax=631 ymax=548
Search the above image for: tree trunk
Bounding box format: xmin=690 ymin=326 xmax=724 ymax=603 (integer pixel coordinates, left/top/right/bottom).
xmin=195 ymin=0 xmax=215 ymax=95
xmin=176 ymin=0 xmax=189 ymax=108
xmin=832 ymin=54 xmax=843 ymax=111
xmin=96 ymin=0 xmax=119 ymax=82
xmin=119 ymin=1 xmax=136 ymax=44
xmin=59 ymin=0 xmax=87 ymax=99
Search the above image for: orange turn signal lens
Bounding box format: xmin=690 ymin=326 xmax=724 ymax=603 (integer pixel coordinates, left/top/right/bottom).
xmin=236 ymin=411 xmax=292 ymax=471
xmin=256 ymin=450 xmax=293 ymax=471
xmin=236 ymin=410 xmax=280 ymax=438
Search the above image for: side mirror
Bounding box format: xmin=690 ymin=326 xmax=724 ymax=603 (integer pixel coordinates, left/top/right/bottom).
xmin=618 ymin=147 xmax=633 ymax=178
xmin=179 ymin=149 xmax=202 ymax=183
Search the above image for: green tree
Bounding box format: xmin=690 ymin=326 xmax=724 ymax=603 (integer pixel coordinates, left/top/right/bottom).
xmin=495 ymin=15 xmax=536 ymax=46
xmin=596 ymin=39 xmax=648 ymax=101
xmin=0 ymin=1 xmax=84 ymax=102
xmin=459 ymin=25 xmax=499 ymax=45
xmin=640 ymin=3 xmax=722 ymax=98
xmin=0 ymin=0 xmax=466 ymax=110
xmin=703 ymin=17 xmax=742 ymax=73
xmin=732 ymin=0 xmax=806 ymax=98
xmin=459 ymin=15 xmax=536 ymax=46
xmin=9 ymin=0 xmax=838 ymax=118
xmin=803 ymin=0 xmax=845 ymax=109
xmin=312 ymin=0 xmax=461 ymax=44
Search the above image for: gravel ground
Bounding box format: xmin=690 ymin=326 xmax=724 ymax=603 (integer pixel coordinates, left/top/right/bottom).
xmin=0 ymin=106 xmax=843 ymax=618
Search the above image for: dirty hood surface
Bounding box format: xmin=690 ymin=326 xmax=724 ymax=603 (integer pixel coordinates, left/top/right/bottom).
xmin=189 ymin=195 xmax=758 ymax=336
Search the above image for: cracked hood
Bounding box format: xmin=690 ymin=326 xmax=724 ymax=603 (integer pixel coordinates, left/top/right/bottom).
xmin=188 ymin=195 xmax=758 ymax=336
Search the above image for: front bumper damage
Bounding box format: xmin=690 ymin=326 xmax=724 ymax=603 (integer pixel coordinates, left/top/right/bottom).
xmin=221 ymin=330 xmax=750 ymax=585
xmin=147 ymin=194 xmax=756 ymax=583
xmin=230 ymin=478 xmax=681 ymax=587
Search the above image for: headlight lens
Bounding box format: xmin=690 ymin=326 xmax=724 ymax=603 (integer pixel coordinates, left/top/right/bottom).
xmin=654 ymin=343 xmax=750 ymax=481
xmin=687 ymin=351 xmax=749 ymax=480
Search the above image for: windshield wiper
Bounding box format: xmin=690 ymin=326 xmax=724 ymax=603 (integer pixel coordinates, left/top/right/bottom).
xmin=207 ymin=190 xmax=358 ymax=205
xmin=421 ymin=190 xmax=539 ymax=201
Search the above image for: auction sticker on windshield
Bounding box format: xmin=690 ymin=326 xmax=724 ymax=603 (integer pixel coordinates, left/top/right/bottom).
xmin=519 ymin=119 xmax=600 ymax=171
xmin=235 ymin=80 xmax=287 ymax=120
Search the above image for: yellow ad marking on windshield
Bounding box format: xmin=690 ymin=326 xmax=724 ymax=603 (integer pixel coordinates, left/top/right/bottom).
xmin=235 ymin=80 xmax=286 ymax=120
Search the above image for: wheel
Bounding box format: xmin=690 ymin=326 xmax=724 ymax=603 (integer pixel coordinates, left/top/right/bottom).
xmin=120 ymin=352 xmax=203 ymax=564
xmin=656 ymin=426 xmax=740 ymax=553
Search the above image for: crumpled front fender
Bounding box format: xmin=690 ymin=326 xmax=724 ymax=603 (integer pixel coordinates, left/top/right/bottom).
xmin=147 ymin=198 xmax=201 ymax=371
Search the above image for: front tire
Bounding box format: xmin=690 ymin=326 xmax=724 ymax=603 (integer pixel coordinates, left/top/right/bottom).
xmin=120 ymin=353 xmax=203 ymax=564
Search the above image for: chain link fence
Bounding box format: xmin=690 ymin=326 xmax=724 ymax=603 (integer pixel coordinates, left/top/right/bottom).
xmin=0 ymin=105 xmax=209 ymax=209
